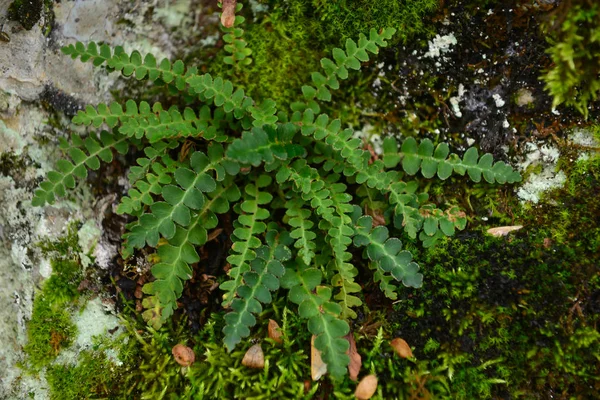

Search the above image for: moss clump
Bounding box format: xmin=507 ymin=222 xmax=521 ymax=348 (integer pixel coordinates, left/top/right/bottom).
xmin=46 ymin=351 xmax=124 ymax=400
xmin=23 ymin=259 xmax=81 ymax=370
xmin=37 ymin=222 xmax=81 ymax=260
xmin=206 ymin=0 xmax=438 ymax=110
xmin=383 ymin=150 xmax=600 ymax=398
xmin=541 ymin=0 xmax=600 ymax=118
xmin=7 ymin=0 xmax=43 ymax=30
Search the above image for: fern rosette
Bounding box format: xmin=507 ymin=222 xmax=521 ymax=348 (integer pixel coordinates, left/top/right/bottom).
xmin=35 ymin=23 xmax=521 ymax=379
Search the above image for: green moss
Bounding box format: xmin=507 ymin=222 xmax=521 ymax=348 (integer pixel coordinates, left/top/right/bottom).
xmin=24 ymin=293 xmax=76 ymax=369
xmin=541 ymin=1 xmax=600 ymax=118
xmin=205 ymin=0 xmax=439 ymax=110
xmin=23 ymin=259 xmax=82 ymax=370
xmin=7 ymin=0 xmax=43 ymax=30
xmin=379 ymin=149 xmax=600 ymax=398
xmin=37 ymin=221 xmax=82 ymax=260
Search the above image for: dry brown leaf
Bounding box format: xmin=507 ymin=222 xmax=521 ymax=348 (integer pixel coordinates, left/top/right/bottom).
xmin=220 ymin=0 xmax=237 ymax=28
xmin=311 ymin=335 xmax=327 ymax=381
xmin=486 ymin=225 xmax=523 ymax=237
xmin=268 ymin=319 xmax=283 ymax=344
xmin=242 ymin=343 xmax=265 ymax=369
xmin=207 ymin=228 xmax=224 ymax=242
xmin=355 ymin=374 xmax=378 ymax=400
xmin=390 ymin=338 xmax=413 ymax=359
xmin=344 ymin=332 xmax=362 ymax=381
xmin=172 ymin=344 xmax=195 ymax=366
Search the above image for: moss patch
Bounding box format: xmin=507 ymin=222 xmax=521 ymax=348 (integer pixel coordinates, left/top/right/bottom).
xmin=23 ymin=259 xmax=82 ymax=370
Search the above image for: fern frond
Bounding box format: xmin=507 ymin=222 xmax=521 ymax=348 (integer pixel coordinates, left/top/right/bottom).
xmin=116 ymin=142 xmax=179 ymax=216
xmin=352 ymin=207 xmax=423 ymax=290
xmin=294 ymin=109 xmax=368 ymax=170
xmin=62 ymin=41 xmax=266 ymax=127
xmin=61 ymin=41 xmax=194 ymax=88
xmin=141 ymin=177 xmax=241 ymax=323
xmin=222 ymin=15 xmax=252 ymax=69
xmin=284 ymin=197 xmax=317 ymax=266
xmin=32 ymin=130 xmax=129 ymax=206
xmin=122 ymin=146 xmax=235 ymax=250
xmin=281 ymin=267 xmax=350 ymax=379
xmin=279 ymin=162 xmax=361 ymax=318
xmin=226 ymin=123 xmax=305 ymax=167
xmin=73 ymin=101 xmax=230 ymax=143
xmin=223 ymin=230 xmax=291 ymax=351
xmin=301 ymin=28 xmax=397 ymax=102
xmin=221 ymin=175 xmax=273 ymax=306
xmin=383 ymin=137 xmax=522 ymax=184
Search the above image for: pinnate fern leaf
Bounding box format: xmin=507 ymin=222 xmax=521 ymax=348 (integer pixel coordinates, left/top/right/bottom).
xmin=383 ymin=137 xmax=522 ymax=184
xmin=221 ymin=175 xmax=273 ymax=306
xmin=32 ymin=130 xmax=128 ymax=206
xmin=302 ymin=28 xmax=396 ymax=102
xmin=353 ymin=207 xmax=423 ymax=290
xmin=223 ymin=230 xmax=291 ymax=351
xmin=281 ymin=267 xmax=350 ymax=379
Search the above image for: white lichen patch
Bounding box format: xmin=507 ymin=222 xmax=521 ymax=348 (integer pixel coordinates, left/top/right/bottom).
xmin=74 ymin=298 xmax=122 ymax=351
xmin=492 ymin=93 xmax=505 ymax=108
xmin=570 ymin=128 xmax=599 ymax=148
xmin=153 ymin=0 xmax=192 ymax=27
xmin=517 ymin=169 xmax=567 ymax=204
xmin=424 ymin=33 xmax=457 ymax=58
xmin=78 ymin=220 xmax=102 ymax=268
xmin=516 ymin=141 xmax=564 ymax=204
xmin=53 ymin=297 xmax=124 ymax=370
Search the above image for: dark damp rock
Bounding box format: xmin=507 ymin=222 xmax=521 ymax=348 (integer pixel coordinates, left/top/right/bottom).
xmin=40 ymin=85 xmax=83 ymax=118
xmin=117 ymin=277 xmax=136 ymax=292
xmin=462 ymin=85 xmax=512 ymax=153
xmin=8 ymin=0 xmax=43 ymax=30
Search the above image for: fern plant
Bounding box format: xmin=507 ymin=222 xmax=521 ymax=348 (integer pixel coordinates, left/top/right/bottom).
xmin=33 ymin=24 xmax=521 ymax=379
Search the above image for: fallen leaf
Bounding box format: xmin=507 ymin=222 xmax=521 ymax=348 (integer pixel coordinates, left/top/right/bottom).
xmin=344 ymin=332 xmax=362 ymax=381
xmin=172 ymin=344 xmax=195 ymax=366
xmin=311 ymin=335 xmax=327 ymax=381
xmin=242 ymin=343 xmax=264 ymax=369
xmin=220 ymin=0 xmax=237 ymax=28
xmin=390 ymin=338 xmax=413 ymax=359
xmin=355 ymin=374 xmax=378 ymax=400
xmin=486 ymin=225 xmax=523 ymax=237
xmin=268 ymin=319 xmax=283 ymax=344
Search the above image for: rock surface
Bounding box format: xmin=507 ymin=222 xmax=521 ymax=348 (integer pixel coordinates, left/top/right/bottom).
xmin=0 ymin=0 xmax=198 ymax=397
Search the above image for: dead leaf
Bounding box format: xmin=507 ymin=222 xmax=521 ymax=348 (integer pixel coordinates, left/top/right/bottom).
xmin=242 ymin=343 xmax=264 ymax=369
xmin=172 ymin=344 xmax=195 ymax=366
xmin=390 ymin=338 xmax=413 ymax=359
xmin=220 ymin=0 xmax=237 ymax=28
xmin=345 ymin=332 xmax=362 ymax=381
xmin=486 ymin=225 xmax=523 ymax=237
xmin=268 ymin=319 xmax=283 ymax=344
xmin=311 ymin=335 xmax=327 ymax=381
xmin=355 ymin=374 xmax=378 ymax=400
xmin=207 ymin=228 xmax=224 ymax=242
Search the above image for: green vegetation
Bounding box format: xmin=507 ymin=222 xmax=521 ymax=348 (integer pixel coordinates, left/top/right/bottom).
xmin=204 ymin=0 xmax=439 ymax=109
xmin=23 ymin=259 xmax=80 ymax=370
xmin=17 ymin=1 xmax=599 ymax=398
xmin=388 ymin=148 xmax=600 ymax=398
xmin=31 ymin=22 xmax=520 ymax=379
xmin=541 ymin=0 xmax=600 ymax=118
